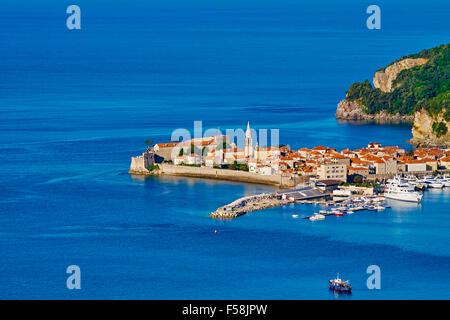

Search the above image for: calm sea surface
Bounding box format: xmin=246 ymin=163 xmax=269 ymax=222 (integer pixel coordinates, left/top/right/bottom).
xmin=0 ymin=1 xmax=449 ymax=299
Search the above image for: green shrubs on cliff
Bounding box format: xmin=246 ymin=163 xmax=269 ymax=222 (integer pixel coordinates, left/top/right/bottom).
xmin=377 ymin=44 xmax=449 ymax=72
xmin=432 ymin=121 xmax=448 ymax=138
xmin=346 ymin=44 xmax=449 ymax=116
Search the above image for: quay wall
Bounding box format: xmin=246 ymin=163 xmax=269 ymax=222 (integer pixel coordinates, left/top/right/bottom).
xmin=128 ymin=156 xmax=303 ymax=187
xmin=159 ymin=164 xmax=299 ymax=187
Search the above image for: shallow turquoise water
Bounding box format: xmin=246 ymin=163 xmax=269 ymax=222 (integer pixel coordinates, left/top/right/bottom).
xmin=0 ymin=1 xmax=449 ymax=299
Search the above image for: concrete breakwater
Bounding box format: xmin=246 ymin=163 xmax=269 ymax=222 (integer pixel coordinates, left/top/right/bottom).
xmin=209 ymin=193 xmax=291 ymax=219
xmin=129 ymin=161 xmax=304 ymax=188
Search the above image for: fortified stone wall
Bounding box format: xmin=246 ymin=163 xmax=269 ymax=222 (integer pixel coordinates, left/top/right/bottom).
xmin=129 ymin=156 xmax=149 ymax=174
xmin=129 ymin=157 xmax=307 ymax=188
xmin=159 ymin=164 xmax=303 ymax=188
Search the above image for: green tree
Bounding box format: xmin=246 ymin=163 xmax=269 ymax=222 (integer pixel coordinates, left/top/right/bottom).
xmin=190 ymin=144 xmax=200 ymax=155
xmin=144 ymin=138 xmax=155 ymax=148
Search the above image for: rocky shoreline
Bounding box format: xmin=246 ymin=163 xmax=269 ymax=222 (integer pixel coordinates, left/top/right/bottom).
xmin=336 ymin=50 xmax=448 ymax=147
xmin=335 ymin=99 xmax=414 ymax=122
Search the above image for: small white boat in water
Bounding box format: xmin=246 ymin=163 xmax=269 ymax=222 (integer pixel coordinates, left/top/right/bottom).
xmin=310 ymin=213 xmax=325 ymax=221
xmin=292 ymin=214 xmax=299 ymax=218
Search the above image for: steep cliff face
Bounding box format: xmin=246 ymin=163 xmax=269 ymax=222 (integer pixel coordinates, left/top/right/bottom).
xmin=336 ymin=56 xmax=429 ymax=121
xmin=335 ymin=44 xmax=449 ymax=146
xmin=335 ymin=99 xmax=414 ymax=121
xmin=335 ymin=100 xmax=365 ymax=119
xmin=410 ymin=108 xmax=450 ymax=147
xmin=373 ymin=58 xmax=429 ymax=93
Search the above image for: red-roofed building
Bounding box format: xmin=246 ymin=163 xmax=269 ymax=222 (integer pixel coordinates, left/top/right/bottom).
xmin=440 ymin=156 xmax=450 ymax=169
xmin=312 ymin=146 xmax=329 ymax=154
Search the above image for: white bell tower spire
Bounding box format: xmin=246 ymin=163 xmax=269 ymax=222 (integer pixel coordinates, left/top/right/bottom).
xmin=244 ymin=122 xmax=254 ymax=159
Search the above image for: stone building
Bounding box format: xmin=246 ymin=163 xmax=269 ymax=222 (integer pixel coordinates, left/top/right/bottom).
xmin=317 ymin=162 xmax=347 ymax=182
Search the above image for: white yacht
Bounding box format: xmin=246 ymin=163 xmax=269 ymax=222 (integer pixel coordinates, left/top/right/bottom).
xmin=386 ymin=176 xmax=416 ymax=191
xmin=420 ymin=177 xmax=444 ymax=189
xmin=384 ymin=184 xmax=423 ymax=203
xmin=434 ymin=175 xmax=450 ymax=187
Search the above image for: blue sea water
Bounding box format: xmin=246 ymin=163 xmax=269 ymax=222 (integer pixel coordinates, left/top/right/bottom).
xmin=0 ymin=0 xmax=449 ymax=299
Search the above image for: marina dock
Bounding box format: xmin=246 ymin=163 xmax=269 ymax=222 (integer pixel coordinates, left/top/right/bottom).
xmin=210 ymin=186 xmax=329 ymax=219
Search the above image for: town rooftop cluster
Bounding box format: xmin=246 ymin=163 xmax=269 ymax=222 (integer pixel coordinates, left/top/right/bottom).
xmin=151 ymin=123 xmax=450 ymax=181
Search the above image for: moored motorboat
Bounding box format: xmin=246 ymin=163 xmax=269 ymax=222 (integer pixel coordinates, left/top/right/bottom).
xmin=435 ymin=175 xmax=450 ymax=187
xmin=310 ymin=213 xmax=325 ymax=221
xmin=384 ymin=183 xmax=423 ymax=203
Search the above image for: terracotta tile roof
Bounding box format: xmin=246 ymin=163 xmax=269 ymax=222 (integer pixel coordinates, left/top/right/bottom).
xmin=155 ymin=142 xmax=179 ymax=148
xmin=312 ymin=146 xmax=328 ymax=151
xmin=403 ymin=159 xmax=426 ymax=164
xmin=348 ymin=166 xmax=369 ymax=171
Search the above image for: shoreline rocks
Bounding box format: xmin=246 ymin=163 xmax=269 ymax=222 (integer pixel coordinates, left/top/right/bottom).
xmin=335 ymin=99 xmax=414 ymax=122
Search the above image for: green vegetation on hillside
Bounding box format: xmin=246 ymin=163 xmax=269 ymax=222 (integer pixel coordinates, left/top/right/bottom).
xmin=432 ymin=121 xmax=448 ymax=137
xmin=346 ymin=44 xmax=449 ymax=116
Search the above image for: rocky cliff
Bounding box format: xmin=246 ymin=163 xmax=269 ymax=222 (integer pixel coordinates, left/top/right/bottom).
xmin=336 ymin=56 xmax=429 ymax=122
xmin=335 ymin=99 xmax=414 ymax=121
xmin=335 ymin=44 xmax=450 ymax=148
xmin=410 ymin=108 xmax=450 ymax=147
xmin=373 ymin=58 xmax=429 ymax=93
